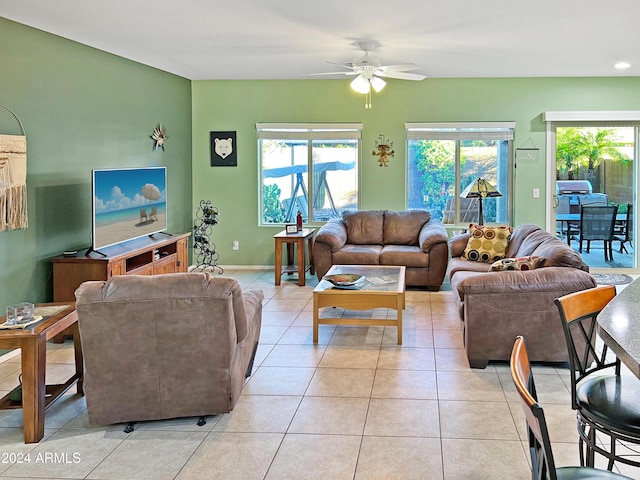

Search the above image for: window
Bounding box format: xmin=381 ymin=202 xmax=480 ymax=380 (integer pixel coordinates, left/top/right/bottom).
xmin=406 ymin=123 xmax=514 ymax=225
xmin=257 ymin=123 xmax=361 ymax=225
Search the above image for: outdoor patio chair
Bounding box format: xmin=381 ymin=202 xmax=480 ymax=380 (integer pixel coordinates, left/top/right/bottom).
xmin=578 ymin=204 xmax=618 ymax=261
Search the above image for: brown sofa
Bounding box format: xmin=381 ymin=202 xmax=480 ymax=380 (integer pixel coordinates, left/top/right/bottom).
xmin=448 ymin=223 xmax=596 ymax=368
xmin=75 ymin=272 xmax=263 ymax=426
xmin=313 ymin=210 xmax=449 ymax=290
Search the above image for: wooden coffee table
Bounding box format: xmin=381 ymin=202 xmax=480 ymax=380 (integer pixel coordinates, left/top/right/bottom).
xmin=313 ymin=265 xmax=406 ymax=345
xmin=0 ymin=303 xmax=83 ymax=443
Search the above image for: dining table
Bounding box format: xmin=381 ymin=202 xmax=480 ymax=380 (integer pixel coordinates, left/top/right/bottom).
xmin=597 ymin=277 xmax=640 ymax=378
xmin=556 ymin=213 xmax=627 ymax=246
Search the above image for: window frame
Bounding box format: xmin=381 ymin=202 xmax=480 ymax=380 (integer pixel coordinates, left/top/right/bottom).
xmin=257 ymin=123 xmax=362 ymax=227
xmin=405 ymin=122 xmax=514 ymax=226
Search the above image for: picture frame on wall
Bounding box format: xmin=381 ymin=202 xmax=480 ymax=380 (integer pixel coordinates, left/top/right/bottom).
xmin=210 ymin=131 xmax=237 ymax=167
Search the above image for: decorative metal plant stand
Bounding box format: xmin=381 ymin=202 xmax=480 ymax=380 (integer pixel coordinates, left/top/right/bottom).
xmin=192 ymin=200 xmax=223 ymax=274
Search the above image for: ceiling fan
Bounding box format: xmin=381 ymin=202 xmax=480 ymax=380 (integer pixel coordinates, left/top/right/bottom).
xmin=307 ymin=41 xmax=426 ymax=108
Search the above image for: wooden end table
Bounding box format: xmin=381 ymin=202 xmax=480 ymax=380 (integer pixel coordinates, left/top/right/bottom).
xmin=313 ymin=265 xmax=406 ymax=345
xmin=274 ymin=228 xmax=315 ymax=286
xmin=0 ymin=303 xmax=83 ymax=443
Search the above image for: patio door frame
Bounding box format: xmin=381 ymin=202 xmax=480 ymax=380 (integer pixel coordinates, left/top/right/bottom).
xmin=544 ymin=111 xmax=640 ymax=271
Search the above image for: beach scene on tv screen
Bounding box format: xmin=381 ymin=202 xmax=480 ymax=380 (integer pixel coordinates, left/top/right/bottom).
xmin=93 ymin=167 xmax=167 ymax=249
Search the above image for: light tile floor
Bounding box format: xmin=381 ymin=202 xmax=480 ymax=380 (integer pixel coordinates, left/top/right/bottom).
xmin=0 ymin=269 xmax=637 ymax=479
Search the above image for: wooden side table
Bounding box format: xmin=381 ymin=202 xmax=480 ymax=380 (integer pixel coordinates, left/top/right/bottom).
xmin=274 ymin=228 xmax=315 ymax=286
xmin=0 ymin=304 xmax=83 ymax=443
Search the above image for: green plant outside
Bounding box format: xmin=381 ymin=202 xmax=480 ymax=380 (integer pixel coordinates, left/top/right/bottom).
xmin=263 ymin=184 xmax=285 ymax=223
xmin=415 ymin=140 xmax=456 ymax=217
xmin=556 ymin=127 xmax=630 ymax=179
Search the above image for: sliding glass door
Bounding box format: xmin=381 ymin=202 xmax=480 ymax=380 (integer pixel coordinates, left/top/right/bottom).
xmin=551 ymin=123 xmax=636 ymax=269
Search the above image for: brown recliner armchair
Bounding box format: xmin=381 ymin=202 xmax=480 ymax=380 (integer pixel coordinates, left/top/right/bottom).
xmin=75 ymin=272 xmax=263 ymax=426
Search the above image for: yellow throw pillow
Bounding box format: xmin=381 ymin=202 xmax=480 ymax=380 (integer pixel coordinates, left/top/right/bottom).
xmin=489 ymin=256 xmax=546 ymax=271
xmin=462 ymin=224 xmax=514 ymax=263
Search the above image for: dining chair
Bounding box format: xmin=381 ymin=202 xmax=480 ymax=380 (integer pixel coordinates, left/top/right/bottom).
xmin=578 ymin=204 xmax=618 ymax=261
xmin=554 ymin=286 xmax=640 ymax=470
xmin=613 ymin=203 xmax=633 ymax=253
xmin=578 ymin=195 xmax=608 ymax=207
xmin=556 ymin=195 xmax=576 ymax=242
xmin=510 ymin=336 xmax=634 ymax=480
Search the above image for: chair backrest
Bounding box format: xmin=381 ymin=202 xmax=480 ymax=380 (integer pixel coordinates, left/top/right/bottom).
xmin=556 ymin=195 xmax=571 ymax=214
xmin=553 ymin=285 xmax=618 ymax=409
xmin=75 ymin=272 xmax=262 ymax=425
xmin=579 ymin=194 xmax=607 ymax=207
xmin=580 ymin=205 xmax=618 ymax=241
xmin=511 ymin=336 xmax=558 ymax=480
xmin=625 ymin=203 xmax=633 ymax=241
xmin=441 ymin=197 xmax=479 ymax=225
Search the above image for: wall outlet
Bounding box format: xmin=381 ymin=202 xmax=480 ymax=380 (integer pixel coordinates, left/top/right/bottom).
xmin=232 ymin=240 xmax=239 ymax=251
xmin=533 ymin=188 xmax=540 ymax=199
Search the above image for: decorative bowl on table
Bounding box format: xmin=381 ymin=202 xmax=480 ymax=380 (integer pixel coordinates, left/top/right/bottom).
xmin=323 ymin=274 xmax=365 ymax=287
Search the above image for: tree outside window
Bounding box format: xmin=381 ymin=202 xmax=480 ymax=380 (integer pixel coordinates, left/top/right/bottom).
xmin=556 ymin=127 xmax=630 ymax=180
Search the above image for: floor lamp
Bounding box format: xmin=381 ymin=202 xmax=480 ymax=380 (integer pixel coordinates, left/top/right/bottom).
xmin=460 ymin=177 xmax=502 ymax=225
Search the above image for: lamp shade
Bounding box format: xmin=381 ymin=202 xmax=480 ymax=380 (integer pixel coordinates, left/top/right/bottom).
xmin=460 ymin=177 xmax=502 ymax=199
xmin=370 ymin=76 xmax=386 ymax=93
xmin=460 ymin=177 xmax=502 ymax=225
xmin=350 ymin=75 xmax=370 ymax=94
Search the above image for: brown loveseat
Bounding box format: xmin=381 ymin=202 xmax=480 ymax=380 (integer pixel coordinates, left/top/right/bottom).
xmin=75 ymin=272 xmax=263 ymax=425
xmin=313 ymin=210 xmax=449 ymax=290
xmin=448 ymin=224 xmax=596 ymax=368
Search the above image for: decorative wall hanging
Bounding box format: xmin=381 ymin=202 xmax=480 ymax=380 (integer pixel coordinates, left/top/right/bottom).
xmin=516 ymin=138 xmax=539 ymax=163
xmin=192 ymin=200 xmax=223 ymax=274
xmin=210 ymin=131 xmax=237 ymax=167
xmin=151 ymin=124 xmax=168 ymax=150
xmin=0 ymin=105 xmax=28 ymax=231
xmin=373 ymin=134 xmax=394 ymax=167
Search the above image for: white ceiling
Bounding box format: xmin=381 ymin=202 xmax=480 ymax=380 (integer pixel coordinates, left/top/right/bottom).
xmin=1 ymin=0 xmax=639 ymax=81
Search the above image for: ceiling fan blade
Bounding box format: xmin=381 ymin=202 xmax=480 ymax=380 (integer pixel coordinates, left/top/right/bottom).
xmin=375 ymin=71 xmax=426 ymax=81
xmin=304 ymin=71 xmax=358 ymax=77
xmin=326 ymin=61 xmax=355 ymax=68
xmin=377 ymin=63 xmax=420 ymax=73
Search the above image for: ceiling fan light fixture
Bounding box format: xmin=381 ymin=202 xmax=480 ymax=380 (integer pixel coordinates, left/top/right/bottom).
xmin=370 ymin=76 xmax=386 ymax=92
xmin=350 ymin=75 xmax=370 ymax=94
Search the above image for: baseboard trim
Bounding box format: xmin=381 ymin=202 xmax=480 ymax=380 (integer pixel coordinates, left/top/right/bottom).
xmin=191 ymin=265 xmax=273 ymax=271
xmin=0 ymin=348 xmax=20 ymax=363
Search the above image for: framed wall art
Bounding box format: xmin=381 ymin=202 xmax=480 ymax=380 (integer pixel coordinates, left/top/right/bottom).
xmin=210 ymin=131 xmax=237 ymax=167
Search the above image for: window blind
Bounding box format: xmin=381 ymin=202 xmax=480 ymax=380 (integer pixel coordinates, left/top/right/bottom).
xmin=405 ymin=122 xmax=515 ymax=141
xmin=256 ymin=123 xmax=362 ymax=140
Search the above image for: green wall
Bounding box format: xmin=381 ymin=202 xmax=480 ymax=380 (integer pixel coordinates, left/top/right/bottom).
xmin=3 ymin=14 xmax=640 ymax=304
xmin=192 ymin=77 xmax=640 ymax=266
xmin=0 ymin=17 xmax=193 ymax=311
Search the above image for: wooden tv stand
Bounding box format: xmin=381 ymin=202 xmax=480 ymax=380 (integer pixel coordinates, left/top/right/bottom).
xmin=52 ymin=231 xmax=191 ymax=304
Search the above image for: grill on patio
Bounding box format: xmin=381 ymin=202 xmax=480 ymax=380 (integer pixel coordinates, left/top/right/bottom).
xmin=556 ymin=180 xmax=607 ymax=213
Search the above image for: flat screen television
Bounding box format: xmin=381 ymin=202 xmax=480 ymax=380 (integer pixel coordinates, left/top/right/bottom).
xmin=92 ymin=166 xmax=167 ymax=251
